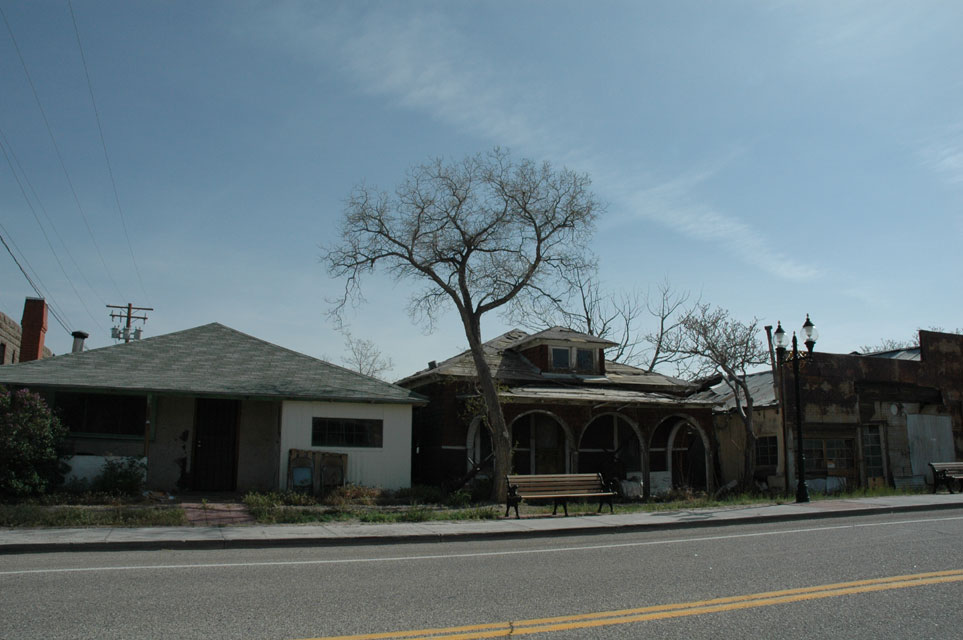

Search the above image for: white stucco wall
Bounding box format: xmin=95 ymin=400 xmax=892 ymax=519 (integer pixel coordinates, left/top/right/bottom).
xmin=65 ymin=455 xmax=147 ymax=484
xmin=279 ymin=401 xmax=412 ymax=490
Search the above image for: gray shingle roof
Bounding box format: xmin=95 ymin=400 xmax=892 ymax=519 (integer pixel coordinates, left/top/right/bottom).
xmin=511 ymin=326 xmax=617 ymax=349
xmin=396 ymin=329 xmax=545 ymax=386
xmin=0 ymin=323 xmax=424 ymax=404
xmin=397 ymin=328 xmax=692 ymax=393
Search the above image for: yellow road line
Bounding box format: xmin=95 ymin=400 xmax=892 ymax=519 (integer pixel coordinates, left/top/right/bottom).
xmin=307 ymin=569 xmax=963 ymax=640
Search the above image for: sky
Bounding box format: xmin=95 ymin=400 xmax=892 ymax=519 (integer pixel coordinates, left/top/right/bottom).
xmin=1 ymin=1 xmax=961 ymax=380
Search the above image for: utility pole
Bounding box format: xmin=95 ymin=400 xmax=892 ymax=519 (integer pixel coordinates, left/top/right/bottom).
xmin=107 ymin=303 xmax=153 ymax=343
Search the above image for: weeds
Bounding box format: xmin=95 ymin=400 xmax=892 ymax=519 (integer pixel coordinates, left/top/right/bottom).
xmin=0 ymin=504 xmax=186 ymax=527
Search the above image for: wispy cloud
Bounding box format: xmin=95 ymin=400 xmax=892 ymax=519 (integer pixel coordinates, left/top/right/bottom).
xmin=265 ymin=5 xmax=549 ymax=149
xmin=618 ymin=164 xmax=823 ymax=283
xmin=919 ymin=124 xmax=963 ymax=187
xmin=262 ymin=3 xmax=823 ymax=284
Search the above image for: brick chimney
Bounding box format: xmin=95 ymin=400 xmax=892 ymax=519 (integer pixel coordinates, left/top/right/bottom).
xmin=20 ymin=298 xmax=47 ymax=362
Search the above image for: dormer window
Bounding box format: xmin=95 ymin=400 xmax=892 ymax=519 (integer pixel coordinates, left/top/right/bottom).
xmin=549 ymin=346 xmax=596 ymax=372
xmin=576 ymin=348 xmax=594 ymax=371
xmin=551 ymin=347 xmax=570 ymax=369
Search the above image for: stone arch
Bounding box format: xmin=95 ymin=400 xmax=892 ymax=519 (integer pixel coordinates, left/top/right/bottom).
xmin=577 ymin=412 xmax=645 ymax=480
xmin=649 ymin=414 xmax=714 ymax=494
xmin=509 ymin=410 xmax=575 ymax=474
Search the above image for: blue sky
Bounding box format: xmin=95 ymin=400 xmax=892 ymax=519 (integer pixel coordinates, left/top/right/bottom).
xmin=1 ymin=1 xmax=961 ymax=379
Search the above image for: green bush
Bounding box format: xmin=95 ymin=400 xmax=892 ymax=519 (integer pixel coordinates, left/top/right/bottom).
xmin=92 ymin=457 xmax=146 ymax=496
xmin=445 ymin=489 xmax=472 ymax=508
xmin=0 ymin=386 xmax=66 ymax=499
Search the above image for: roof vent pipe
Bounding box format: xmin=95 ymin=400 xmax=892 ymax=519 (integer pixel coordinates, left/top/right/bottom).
xmin=70 ymin=330 xmax=89 ymax=354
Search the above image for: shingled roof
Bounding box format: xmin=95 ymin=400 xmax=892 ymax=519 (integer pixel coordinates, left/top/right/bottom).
xmin=0 ymin=323 xmax=424 ymax=404
xmin=397 ymin=327 xmax=692 ymax=393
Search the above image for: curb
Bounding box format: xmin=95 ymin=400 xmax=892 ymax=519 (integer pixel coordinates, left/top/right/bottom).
xmin=3 ymin=500 xmax=961 ymax=555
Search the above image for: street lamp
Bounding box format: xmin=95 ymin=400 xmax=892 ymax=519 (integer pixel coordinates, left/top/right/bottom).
xmin=774 ymin=315 xmax=818 ymax=503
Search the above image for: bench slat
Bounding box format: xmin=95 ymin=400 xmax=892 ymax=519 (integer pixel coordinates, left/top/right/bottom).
xmin=505 ymin=473 xmax=616 ymax=518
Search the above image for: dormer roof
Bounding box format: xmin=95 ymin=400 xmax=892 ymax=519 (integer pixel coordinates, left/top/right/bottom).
xmin=510 ymin=326 xmax=617 ymax=350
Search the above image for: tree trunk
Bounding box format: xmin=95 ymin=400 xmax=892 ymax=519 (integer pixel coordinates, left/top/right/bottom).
xmin=461 ymin=312 xmax=512 ymax=502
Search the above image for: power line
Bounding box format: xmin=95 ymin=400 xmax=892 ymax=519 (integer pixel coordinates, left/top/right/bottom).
xmin=0 ymin=125 xmax=107 ymax=307
xmin=0 ymin=4 xmax=125 ymax=300
xmin=66 ymin=0 xmax=147 ymax=298
xmin=0 ymin=226 xmax=71 ymax=334
xmin=0 ymin=129 xmax=105 ymax=332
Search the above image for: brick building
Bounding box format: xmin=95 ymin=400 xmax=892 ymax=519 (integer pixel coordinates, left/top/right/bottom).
xmin=0 ymin=298 xmax=54 ymax=365
xmin=696 ymin=330 xmax=963 ymax=492
xmin=397 ymin=327 xmax=717 ymax=497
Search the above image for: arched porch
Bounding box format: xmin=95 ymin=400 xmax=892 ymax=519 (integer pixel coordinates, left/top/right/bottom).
xmin=649 ymin=415 xmax=714 ymax=495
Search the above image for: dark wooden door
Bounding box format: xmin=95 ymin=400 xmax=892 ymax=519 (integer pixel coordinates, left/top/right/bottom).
xmin=192 ymin=398 xmax=239 ymax=491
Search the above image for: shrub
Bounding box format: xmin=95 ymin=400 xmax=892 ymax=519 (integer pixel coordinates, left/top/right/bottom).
xmin=445 ymin=489 xmax=472 ymax=508
xmin=91 ymin=457 xmax=147 ymax=496
xmin=0 ymin=386 xmax=67 ymax=499
xmin=323 ymin=484 xmax=383 ymax=507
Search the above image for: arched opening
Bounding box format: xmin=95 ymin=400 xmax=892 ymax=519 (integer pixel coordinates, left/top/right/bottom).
xmin=510 ymin=412 xmax=570 ymax=474
xmin=578 ymin=414 xmax=642 ymax=480
xmin=466 ymin=415 xmax=494 ymax=474
xmin=650 ymin=416 xmax=710 ymax=493
xmin=671 ymin=423 xmax=707 ymax=489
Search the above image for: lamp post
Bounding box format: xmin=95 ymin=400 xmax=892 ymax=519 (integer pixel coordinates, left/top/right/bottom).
xmin=774 ymin=315 xmax=818 ymax=504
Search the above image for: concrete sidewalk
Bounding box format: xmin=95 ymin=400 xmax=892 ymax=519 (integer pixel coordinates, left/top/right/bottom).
xmin=3 ymin=493 xmax=963 ymax=554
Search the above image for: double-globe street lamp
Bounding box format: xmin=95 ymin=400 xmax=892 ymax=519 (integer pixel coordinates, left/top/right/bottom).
xmin=774 ymin=315 xmax=818 ymax=503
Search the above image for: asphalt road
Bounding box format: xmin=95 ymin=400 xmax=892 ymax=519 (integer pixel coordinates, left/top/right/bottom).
xmin=2 ymin=509 xmax=963 ymax=640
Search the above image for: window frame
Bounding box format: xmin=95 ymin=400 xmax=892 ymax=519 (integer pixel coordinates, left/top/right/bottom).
xmin=311 ymin=417 xmax=384 ymax=448
xmin=576 ymin=348 xmax=595 ymax=371
xmin=755 ymin=435 xmax=779 ymax=466
xmin=53 ymin=391 xmax=149 ymax=439
xmin=551 ymin=347 xmax=570 ymax=370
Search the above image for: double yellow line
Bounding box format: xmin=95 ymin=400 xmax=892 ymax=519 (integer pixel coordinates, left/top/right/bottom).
xmin=310 ymin=569 xmax=963 ymax=640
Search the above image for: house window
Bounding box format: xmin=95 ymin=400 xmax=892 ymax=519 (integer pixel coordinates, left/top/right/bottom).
xmin=804 ymin=438 xmax=855 ymax=475
xmin=312 ymin=417 xmax=383 ymax=448
xmin=755 ymin=435 xmax=778 ymax=466
xmin=551 ymin=347 xmax=570 ymax=369
xmin=576 ymin=348 xmax=594 ymax=371
xmin=0 ymin=342 xmax=5 ymax=364
xmin=54 ymin=392 xmax=146 ymax=437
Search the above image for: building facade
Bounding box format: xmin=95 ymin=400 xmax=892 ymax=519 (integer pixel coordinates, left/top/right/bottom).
xmin=398 ymin=327 xmax=718 ymax=497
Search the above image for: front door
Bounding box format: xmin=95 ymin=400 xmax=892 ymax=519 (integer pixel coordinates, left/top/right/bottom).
xmin=192 ymin=398 xmax=239 ymax=491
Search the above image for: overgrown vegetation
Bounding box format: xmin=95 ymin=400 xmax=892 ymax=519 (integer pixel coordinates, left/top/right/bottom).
xmin=0 ymin=504 xmax=186 ymax=527
xmin=242 ymin=486 xmax=499 ymax=524
xmin=0 ymin=386 xmax=67 ymax=499
xmin=89 ymin=457 xmax=147 ymax=495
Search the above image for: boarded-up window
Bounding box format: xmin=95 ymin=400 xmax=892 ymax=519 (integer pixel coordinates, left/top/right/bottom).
xmin=907 ymin=415 xmax=953 ymax=484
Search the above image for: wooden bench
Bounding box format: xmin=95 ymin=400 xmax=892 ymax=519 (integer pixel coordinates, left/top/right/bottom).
xmin=505 ymin=473 xmax=617 ymax=519
xmin=929 ymin=462 xmax=963 ymax=493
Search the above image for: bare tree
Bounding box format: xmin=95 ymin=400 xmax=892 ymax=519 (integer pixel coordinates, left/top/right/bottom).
xmin=511 ymin=273 xmax=694 ymax=374
xmin=859 ymin=326 xmax=963 ymax=353
xmin=324 ymin=148 xmax=599 ymax=500
xmin=671 ymin=304 xmax=769 ymax=488
xmin=341 ymin=332 xmax=394 ymax=380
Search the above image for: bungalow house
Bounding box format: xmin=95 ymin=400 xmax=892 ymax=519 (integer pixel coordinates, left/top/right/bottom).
xmin=694 ymin=329 xmax=963 ymax=492
xmin=397 ymin=327 xmax=718 ymax=497
xmin=0 ymin=322 xmax=425 ymax=492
